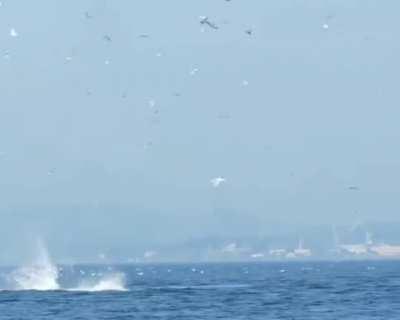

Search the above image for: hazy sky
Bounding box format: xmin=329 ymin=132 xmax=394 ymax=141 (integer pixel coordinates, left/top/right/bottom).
xmin=1 ymin=0 xmax=400 ymax=263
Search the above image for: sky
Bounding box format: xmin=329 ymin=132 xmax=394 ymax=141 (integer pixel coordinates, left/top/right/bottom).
xmin=1 ymin=0 xmax=400 ymax=263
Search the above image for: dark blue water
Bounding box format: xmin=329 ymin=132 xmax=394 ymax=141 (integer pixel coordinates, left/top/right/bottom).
xmin=1 ymin=261 xmax=399 ymax=319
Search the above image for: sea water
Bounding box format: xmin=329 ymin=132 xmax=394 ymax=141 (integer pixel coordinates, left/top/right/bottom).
xmin=0 ymin=260 xmax=399 ymax=319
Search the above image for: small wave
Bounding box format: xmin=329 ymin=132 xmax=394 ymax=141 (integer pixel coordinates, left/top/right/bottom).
xmin=69 ymin=273 xmax=127 ymax=292
xmin=160 ymin=284 xmax=250 ymax=290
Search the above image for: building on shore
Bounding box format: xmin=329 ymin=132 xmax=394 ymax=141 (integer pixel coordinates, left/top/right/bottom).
xmin=370 ymin=244 xmax=400 ymax=257
xmin=293 ymin=239 xmax=312 ymax=257
xmin=336 ymin=231 xmax=400 ymax=258
xmin=269 ymin=248 xmax=287 ymax=258
xmin=269 ymin=239 xmax=313 ymax=259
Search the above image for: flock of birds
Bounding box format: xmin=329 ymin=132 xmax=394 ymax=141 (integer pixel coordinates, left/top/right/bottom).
xmin=3 ymin=4 xmax=238 ymax=190
xmin=2 ymin=3 xmax=354 ymax=194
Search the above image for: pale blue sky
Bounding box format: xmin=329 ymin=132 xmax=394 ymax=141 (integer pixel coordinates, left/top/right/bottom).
xmin=1 ymin=0 xmax=400 ymax=263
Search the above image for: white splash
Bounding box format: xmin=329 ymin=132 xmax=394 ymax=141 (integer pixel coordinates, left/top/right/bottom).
xmin=11 ymin=240 xmax=59 ymax=291
xmin=2 ymin=240 xmax=128 ymax=292
xmin=71 ymin=273 xmax=127 ymax=292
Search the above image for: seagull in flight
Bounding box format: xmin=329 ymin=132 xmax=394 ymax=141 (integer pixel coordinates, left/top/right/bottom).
xmin=103 ymin=35 xmax=112 ymax=42
xmin=190 ymin=68 xmax=199 ymax=76
xmin=84 ymin=11 xmax=93 ymax=19
xmin=9 ymin=28 xmax=18 ymax=37
xmin=245 ymin=29 xmax=253 ymax=36
xmin=199 ymin=16 xmax=219 ymax=30
xmin=210 ymin=177 xmax=226 ymax=188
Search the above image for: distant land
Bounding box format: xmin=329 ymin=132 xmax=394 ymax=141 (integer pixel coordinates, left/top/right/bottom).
xmin=49 ymin=221 xmax=400 ymax=264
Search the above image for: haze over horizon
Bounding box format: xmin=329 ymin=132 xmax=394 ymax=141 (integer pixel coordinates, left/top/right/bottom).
xmin=1 ymin=0 xmax=400 ymax=264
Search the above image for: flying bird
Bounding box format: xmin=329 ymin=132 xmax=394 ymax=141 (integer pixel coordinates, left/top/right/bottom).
xmin=9 ymin=28 xmax=18 ymax=37
xmin=103 ymin=35 xmax=112 ymax=42
xmin=210 ymin=177 xmax=226 ymax=188
xmin=190 ymin=68 xmax=199 ymax=76
xmin=199 ymin=16 xmax=219 ymax=30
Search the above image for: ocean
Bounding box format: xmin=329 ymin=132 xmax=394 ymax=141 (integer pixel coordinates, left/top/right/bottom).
xmin=0 ymin=260 xmax=399 ymax=319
